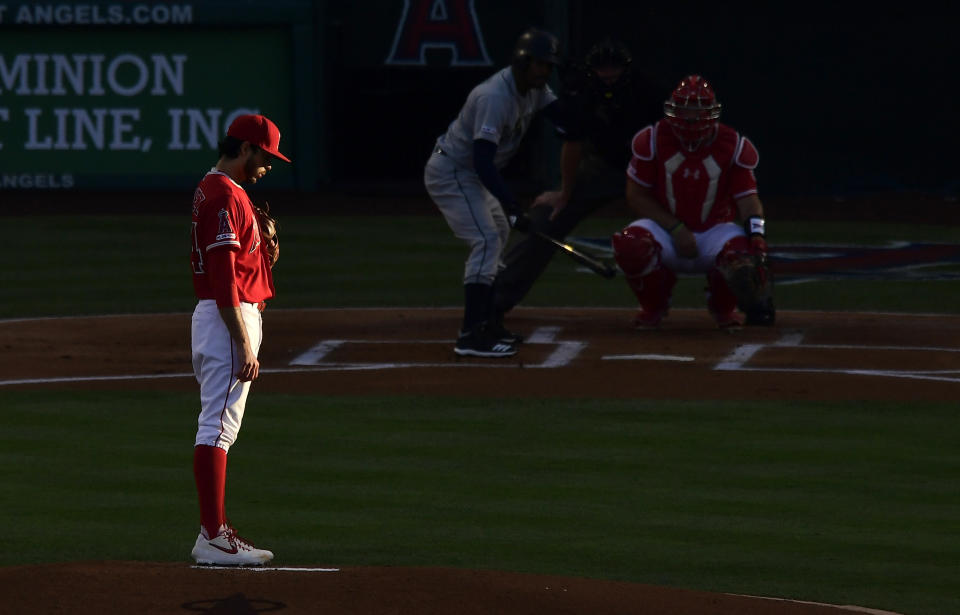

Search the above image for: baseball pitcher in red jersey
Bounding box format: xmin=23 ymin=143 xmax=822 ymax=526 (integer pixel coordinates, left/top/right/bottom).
xmin=613 ymin=75 xmax=775 ymax=329
xmin=188 ymin=113 xmax=290 ymax=566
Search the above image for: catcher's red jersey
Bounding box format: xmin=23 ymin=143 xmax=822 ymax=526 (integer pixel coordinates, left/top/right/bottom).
xmin=191 ymin=170 xmax=275 ymax=304
xmin=627 ymin=120 xmax=759 ymax=232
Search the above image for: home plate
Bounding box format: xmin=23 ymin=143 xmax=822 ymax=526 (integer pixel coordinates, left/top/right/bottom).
xmin=602 ymin=354 xmax=695 ymax=362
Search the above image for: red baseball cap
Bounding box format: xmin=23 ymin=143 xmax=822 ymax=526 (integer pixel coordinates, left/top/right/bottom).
xmin=227 ymin=114 xmax=291 ymax=162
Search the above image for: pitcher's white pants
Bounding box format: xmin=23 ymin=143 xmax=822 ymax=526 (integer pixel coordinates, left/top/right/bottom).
xmin=191 ymin=300 xmax=263 ymax=452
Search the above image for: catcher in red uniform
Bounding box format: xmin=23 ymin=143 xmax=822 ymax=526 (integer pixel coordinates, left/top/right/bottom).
xmin=613 ymin=75 xmax=774 ymax=328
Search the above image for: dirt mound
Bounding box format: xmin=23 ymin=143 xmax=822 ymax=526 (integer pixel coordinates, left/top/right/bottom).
xmin=0 ymin=561 xmax=901 ymax=614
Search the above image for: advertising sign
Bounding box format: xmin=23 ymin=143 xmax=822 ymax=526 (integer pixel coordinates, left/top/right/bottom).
xmin=0 ymin=1 xmax=311 ymax=190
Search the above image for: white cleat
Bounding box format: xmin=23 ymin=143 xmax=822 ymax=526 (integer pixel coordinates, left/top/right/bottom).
xmin=191 ymin=526 xmax=274 ymax=566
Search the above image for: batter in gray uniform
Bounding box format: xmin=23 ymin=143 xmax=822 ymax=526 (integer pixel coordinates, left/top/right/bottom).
xmin=424 ymin=28 xmax=568 ymax=357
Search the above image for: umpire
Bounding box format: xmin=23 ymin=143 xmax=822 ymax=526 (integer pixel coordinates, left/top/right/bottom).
xmin=492 ymin=37 xmax=663 ymax=320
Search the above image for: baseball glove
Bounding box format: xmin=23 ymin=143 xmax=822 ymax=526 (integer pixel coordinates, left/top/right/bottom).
xmin=255 ymin=201 xmax=280 ymax=267
xmin=717 ymin=249 xmax=775 ymax=326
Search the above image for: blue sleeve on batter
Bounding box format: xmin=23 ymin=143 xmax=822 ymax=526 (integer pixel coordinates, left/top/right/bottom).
xmin=473 ymin=139 xmax=519 ymax=214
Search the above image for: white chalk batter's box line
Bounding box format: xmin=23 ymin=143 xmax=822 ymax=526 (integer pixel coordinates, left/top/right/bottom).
xmin=713 ymin=329 xmax=960 ymax=384
xmin=289 ymin=326 xmax=960 ymax=382
xmin=3 ymin=327 xmax=959 ymax=386
xmin=289 ymin=326 xmax=585 ymax=369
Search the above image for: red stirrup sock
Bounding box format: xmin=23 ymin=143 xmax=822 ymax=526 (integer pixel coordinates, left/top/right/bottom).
xmin=193 ymin=444 xmax=227 ymax=539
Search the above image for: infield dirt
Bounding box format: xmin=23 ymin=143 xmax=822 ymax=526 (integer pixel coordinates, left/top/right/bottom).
xmin=2 ymin=307 xmax=957 ymax=402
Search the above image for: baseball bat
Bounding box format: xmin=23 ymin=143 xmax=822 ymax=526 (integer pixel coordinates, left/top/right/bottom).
xmin=531 ymin=229 xmax=617 ymax=279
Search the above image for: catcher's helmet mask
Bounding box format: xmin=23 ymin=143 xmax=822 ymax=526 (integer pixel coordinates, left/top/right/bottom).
xmin=664 ymin=75 xmax=721 ymax=152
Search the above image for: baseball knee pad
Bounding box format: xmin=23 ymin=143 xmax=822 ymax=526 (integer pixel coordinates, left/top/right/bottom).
xmin=613 ymin=226 xmax=676 ymax=312
xmin=715 ymin=235 xmax=751 ymax=267
xmin=612 ymin=226 xmax=662 ymax=279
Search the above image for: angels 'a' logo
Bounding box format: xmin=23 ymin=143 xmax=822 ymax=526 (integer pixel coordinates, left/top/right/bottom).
xmin=215 ymin=209 xmax=237 ymax=242
xmin=385 ymin=0 xmax=491 ymax=66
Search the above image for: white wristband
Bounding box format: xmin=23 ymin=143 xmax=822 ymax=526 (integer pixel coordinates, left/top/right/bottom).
xmin=747 ymin=216 xmax=765 ymax=236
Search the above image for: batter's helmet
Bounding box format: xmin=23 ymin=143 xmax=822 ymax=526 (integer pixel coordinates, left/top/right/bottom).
xmin=513 ymin=28 xmax=562 ymax=67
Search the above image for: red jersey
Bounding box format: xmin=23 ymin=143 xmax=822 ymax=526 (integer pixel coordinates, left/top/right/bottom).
xmin=190 ymin=169 xmax=275 ymax=305
xmin=627 ymin=120 xmax=759 ymax=232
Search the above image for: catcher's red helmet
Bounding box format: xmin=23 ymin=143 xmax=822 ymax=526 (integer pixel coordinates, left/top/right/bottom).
xmin=663 ymin=75 xmax=721 ymax=152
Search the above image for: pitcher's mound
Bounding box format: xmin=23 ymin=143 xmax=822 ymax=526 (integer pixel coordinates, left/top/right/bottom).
xmin=0 ymin=561 xmax=901 ymax=614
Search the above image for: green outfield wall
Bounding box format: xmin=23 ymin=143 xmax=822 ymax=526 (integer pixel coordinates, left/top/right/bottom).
xmin=0 ymin=1 xmax=955 ymax=198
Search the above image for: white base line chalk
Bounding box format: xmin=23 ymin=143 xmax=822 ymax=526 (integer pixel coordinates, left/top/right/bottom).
xmin=602 ymin=354 xmax=694 ymax=362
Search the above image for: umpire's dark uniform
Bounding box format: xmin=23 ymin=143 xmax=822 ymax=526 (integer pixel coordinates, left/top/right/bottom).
xmin=492 ymin=45 xmax=664 ymax=316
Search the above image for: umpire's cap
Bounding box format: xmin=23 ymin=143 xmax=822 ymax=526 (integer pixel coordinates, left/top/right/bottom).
xmin=227 ymin=114 xmax=291 ymax=163
xmin=513 ymin=28 xmax=562 ymax=66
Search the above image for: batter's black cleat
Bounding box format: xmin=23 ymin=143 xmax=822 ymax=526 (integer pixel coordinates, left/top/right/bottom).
xmin=488 ymin=318 xmax=524 ymax=345
xmin=454 ymin=324 xmax=518 ymax=357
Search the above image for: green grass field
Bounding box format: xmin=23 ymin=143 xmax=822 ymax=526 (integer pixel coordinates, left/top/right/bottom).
xmin=2 ymin=392 xmax=957 ymax=615
xmin=6 ymin=214 xmax=960 ymax=318
xmin=2 ymin=213 xmax=959 ymax=615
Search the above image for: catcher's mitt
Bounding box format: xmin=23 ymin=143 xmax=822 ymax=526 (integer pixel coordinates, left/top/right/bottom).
xmin=255 ymin=201 xmax=280 ymax=267
xmin=717 ymin=250 xmax=775 ymax=326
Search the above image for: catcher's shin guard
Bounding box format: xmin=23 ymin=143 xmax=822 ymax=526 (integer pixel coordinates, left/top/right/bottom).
xmin=613 ymin=227 xmax=675 ymax=325
xmin=706 ymin=267 xmax=743 ymax=328
xmin=715 ymin=236 xmax=775 ymax=326
xmin=629 ymin=267 xmax=677 ymax=327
